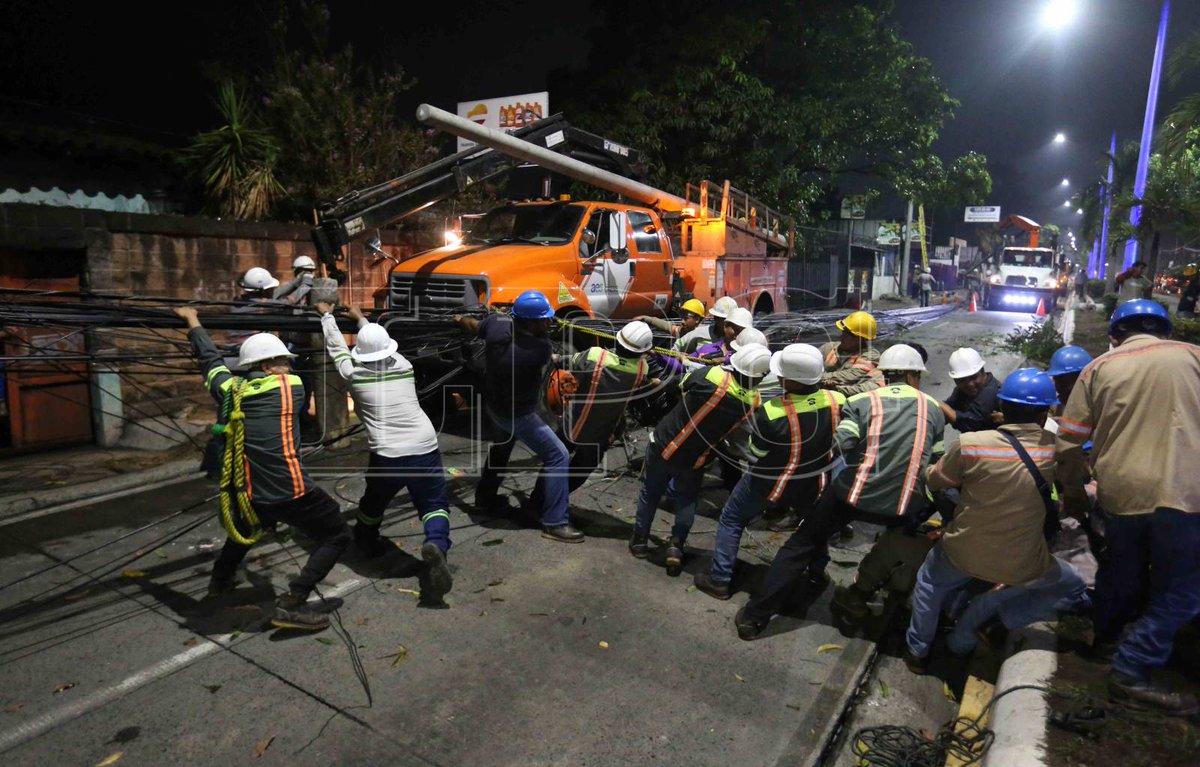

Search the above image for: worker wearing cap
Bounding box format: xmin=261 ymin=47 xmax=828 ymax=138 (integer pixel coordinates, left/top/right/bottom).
xmin=678 ymin=296 xmax=739 ymax=355
xmin=315 ymin=301 xmax=453 ymax=604
xmin=630 ymin=344 xmax=770 ymax=576
xmin=694 ymin=344 xmax=844 ymax=600
xmin=635 ymin=298 xmax=706 ymax=352
xmin=1056 ymin=300 xmax=1200 ymax=716
xmin=694 ymin=306 xmax=753 ymax=364
xmin=735 ymin=344 xmax=944 ymax=640
xmin=274 ymin=255 xmax=318 ymax=305
xmin=904 ymin=368 xmax=1087 ymax=673
xmin=939 ymin=348 xmax=1001 ymax=433
xmin=1177 ymin=267 xmax=1198 ymax=318
xmin=528 ymin=321 xmax=653 ymax=508
xmin=275 ymin=255 xmax=322 ymax=439
xmin=916 ymin=268 xmax=937 ymax=307
xmin=819 ymin=311 xmax=884 ymax=397
xmin=1045 ymin=345 xmax=1092 ymax=412
xmin=174 ymin=307 xmax=352 ymax=632
xmin=454 ymin=290 xmax=582 ymax=543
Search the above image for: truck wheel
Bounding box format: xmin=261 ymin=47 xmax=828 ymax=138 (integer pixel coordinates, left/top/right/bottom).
xmin=753 ymin=294 xmax=774 ymax=318
xmin=555 ymin=307 xmax=595 ymax=354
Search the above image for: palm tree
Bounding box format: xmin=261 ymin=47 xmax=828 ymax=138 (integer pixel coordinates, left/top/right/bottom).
xmin=182 ymin=83 xmax=286 ymax=220
xmin=1163 ymin=29 xmax=1200 ymax=158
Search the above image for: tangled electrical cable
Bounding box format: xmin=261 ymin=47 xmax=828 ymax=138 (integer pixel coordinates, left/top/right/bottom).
xmin=851 ymin=684 xmax=1052 ymax=767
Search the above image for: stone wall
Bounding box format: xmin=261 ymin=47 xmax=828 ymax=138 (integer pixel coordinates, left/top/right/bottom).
xmin=0 ymin=203 xmax=415 ymax=449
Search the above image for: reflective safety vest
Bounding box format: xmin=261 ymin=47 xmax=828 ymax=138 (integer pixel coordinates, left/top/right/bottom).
xmin=832 ymin=383 xmax=945 ymax=517
xmin=747 ymin=389 xmax=846 ymax=502
xmin=820 ymin=342 xmax=884 ymax=397
xmin=563 ymin=346 xmax=647 ymax=445
xmin=654 ymin=366 xmax=760 ymax=470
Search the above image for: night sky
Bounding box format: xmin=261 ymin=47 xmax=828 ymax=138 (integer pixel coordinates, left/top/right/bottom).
xmin=2 ymin=0 xmax=1197 ymax=232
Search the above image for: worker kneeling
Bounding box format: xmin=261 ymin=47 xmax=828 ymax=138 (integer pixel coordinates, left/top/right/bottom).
xmin=176 ymin=308 xmax=352 ymax=632
xmin=693 ymin=344 xmax=844 ymax=600
xmin=630 ymin=344 xmax=770 ymax=575
xmin=317 ymin=302 xmax=453 ymax=605
xmin=903 ymin=368 xmax=1088 ymax=674
xmin=734 ymin=344 xmax=943 ymax=640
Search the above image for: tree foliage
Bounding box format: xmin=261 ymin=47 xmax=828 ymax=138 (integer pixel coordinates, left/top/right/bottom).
xmin=554 ymin=0 xmax=988 ymax=222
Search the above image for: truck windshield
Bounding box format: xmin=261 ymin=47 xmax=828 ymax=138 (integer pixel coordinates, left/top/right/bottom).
xmin=464 ymin=204 xmax=586 ymax=245
xmin=1001 ymin=249 xmax=1052 ymax=268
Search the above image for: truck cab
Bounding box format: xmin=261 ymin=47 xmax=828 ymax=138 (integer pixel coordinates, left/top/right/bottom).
xmin=381 ymin=199 xmax=674 ymax=320
xmin=984 ymin=247 xmax=1059 ymax=311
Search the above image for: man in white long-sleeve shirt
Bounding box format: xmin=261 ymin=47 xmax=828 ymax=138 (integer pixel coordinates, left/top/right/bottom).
xmin=316 ymin=301 xmax=453 ymax=603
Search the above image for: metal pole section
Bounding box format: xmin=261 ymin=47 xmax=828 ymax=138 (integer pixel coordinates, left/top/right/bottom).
xmin=1123 ymin=0 xmax=1170 ymax=269
xmin=415 ymin=104 xmax=689 ymax=213
xmin=900 ymin=199 xmax=914 ymax=296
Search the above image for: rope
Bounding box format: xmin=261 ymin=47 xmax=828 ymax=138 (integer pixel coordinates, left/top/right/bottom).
xmin=553 ymin=318 xmax=722 ymax=366
xmin=217 ymin=379 xmax=262 ymax=546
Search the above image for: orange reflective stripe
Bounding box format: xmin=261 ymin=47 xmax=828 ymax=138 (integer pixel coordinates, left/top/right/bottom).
xmin=896 ymin=394 xmax=929 ymax=515
xmin=662 ymin=371 xmax=730 ymax=461
xmin=278 ymin=375 xmax=305 ymax=498
xmin=847 ymin=391 xmax=884 ymax=506
xmin=569 ymin=350 xmax=608 ymax=443
xmin=825 ymin=347 xmax=839 ymax=366
xmin=1083 ymin=341 xmax=1200 ymax=380
xmin=768 ymin=397 xmax=803 ymax=502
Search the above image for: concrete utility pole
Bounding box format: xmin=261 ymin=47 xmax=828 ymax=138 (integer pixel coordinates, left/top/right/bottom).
xmin=900 ymin=199 xmax=914 ymax=296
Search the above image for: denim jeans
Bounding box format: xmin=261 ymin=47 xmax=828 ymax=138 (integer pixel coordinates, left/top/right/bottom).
xmin=475 ymin=409 xmax=570 ymax=527
xmin=709 ymin=474 xmax=768 ymax=583
xmin=634 ymin=443 xmax=704 ymax=543
xmin=1094 ymin=508 xmax=1200 ymax=682
xmin=358 ymin=449 xmax=452 ymax=553
xmin=905 ymin=546 xmax=1087 ymax=658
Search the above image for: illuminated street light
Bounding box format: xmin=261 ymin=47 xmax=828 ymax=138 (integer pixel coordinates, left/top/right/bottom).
xmin=1076 ymin=208 xmax=1084 ymax=214
xmin=1043 ymin=0 xmax=1078 ymax=28
xmin=1061 ymin=178 xmax=1070 ymax=186
xmin=1063 ymin=200 xmax=1071 ymax=207
xmin=1054 ymin=132 xmax=1067 ymax=144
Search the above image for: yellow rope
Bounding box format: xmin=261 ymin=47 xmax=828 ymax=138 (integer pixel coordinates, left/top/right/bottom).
xmin=218 ymin=379 xmax=262 ymax=546
xmin=553 ymin=319 xmax=723 ymax=365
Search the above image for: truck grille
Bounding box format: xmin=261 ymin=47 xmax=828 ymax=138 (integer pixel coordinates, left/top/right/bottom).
xmin=388 ymin=274 xmax=488 ymax=316
xmin=1005 ymin=275 xmax=1036 ymax=287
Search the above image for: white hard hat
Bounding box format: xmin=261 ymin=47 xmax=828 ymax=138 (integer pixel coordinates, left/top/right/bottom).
xmin=947 ymin=347 xmax=985 ymax=379
xmin=726 ymin=307 xmax=754 ymax=330
xmin=729 ymin=343 xmax=772 ymax=378
xmin=240 ymin=267 xmax=279 ymax=291
xmin=237 ymin=333 xmax=295 ymax=369
xmin=710 ymin=296 xmax=739 ymax=319
xmin=351 ymin=323 xmax=399 ymax=363
xmin=731 ymin=327 xmax=767 ymax=351
xmin=878 ymin=344 xmax=926 ymax=372
xmin=770 ymin=344 xmax=824 ymax=385
xmin=616 ymin=320 xmax=654 ymax=354
xmin=293 ymin=255 xmax=317 ymax=272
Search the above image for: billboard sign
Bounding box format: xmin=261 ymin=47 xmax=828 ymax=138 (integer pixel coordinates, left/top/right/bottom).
xmin=840 ymin=194 xmax=867 ymax=219
xmin=455 ymin=92 xmax=550 ymax=152
xmin=964 ymin=205 xmax=1001 ymax=223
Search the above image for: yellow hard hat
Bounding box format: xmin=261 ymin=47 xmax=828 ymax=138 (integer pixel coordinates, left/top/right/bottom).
xmin=1185 ymin=265 xmax=1198 ymax=277
xmin=836 ymin=311 xmax=878 ymax=341
xmin=680 ymin=298 xmax=706 ymax=317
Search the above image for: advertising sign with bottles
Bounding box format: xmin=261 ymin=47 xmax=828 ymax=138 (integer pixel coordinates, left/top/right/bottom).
xmin=455 ymin=92 xmax=550 ymax=152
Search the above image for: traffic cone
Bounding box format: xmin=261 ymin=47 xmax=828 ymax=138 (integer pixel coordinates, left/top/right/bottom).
xmin=968 ymin=291 xmax=978 ymax=312
xmin=1034 ymin=297 xmax=1047 ymax=317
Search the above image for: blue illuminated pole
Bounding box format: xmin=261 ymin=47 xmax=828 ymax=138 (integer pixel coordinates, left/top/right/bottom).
xmin=1099 ymin=132 xmax=1115 ymax=281
xmin=1124 ymin=0 xmax=1170 ymax=268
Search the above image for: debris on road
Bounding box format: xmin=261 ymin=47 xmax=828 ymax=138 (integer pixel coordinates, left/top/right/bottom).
xmin=52 ymin=682 xmax=77 ymax=694
xmin=252 ymin=736 xmax=275 ymax=759
xmin=95 ymin=752 xmax=123 ymax=766
xmin=817 ymin=644 xmax=844 ymax=654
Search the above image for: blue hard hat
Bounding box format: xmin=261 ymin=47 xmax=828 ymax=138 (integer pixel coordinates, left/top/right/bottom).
xmin=1046 ymin=345 xmax=1093 ymax=377
xmin=512 ymin=290 xmax=555 ymax=320
xmin=998 ymin=367 xmax=1060 ymax=407
xmin=1109 ymin=298 xmax=1171 ymax=336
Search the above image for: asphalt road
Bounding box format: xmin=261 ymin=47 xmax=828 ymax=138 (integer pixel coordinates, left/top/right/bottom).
xmin=0 ymin=306 xmax=1034 ymax=767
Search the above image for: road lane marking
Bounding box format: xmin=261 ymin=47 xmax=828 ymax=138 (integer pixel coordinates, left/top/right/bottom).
xmin=0 ymin=577 xmax=365 ymax=754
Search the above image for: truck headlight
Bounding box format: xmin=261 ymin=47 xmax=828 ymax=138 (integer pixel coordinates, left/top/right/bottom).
xmin=1042 ymin=278 xmax=1058 ymax=288
xmin=989 ymin=275 xmax=1002 ymax=285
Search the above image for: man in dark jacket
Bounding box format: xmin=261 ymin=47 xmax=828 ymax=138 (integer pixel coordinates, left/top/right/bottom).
xmin=939 ymin=348 xmax=1000 ymax=432
xmin=175 ymin=307 xmax=351 ymax=632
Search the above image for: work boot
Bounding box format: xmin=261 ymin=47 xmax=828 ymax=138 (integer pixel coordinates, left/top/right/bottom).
xmin=734 ymin=605 xmax=766 ymax=641
xmin=665 ymin=537 xmax=685 ymax=576
xmin=1108 ymin=671 xmax=1200 ymax=717
xmin=830 ymin=585 xmax=871 ymax=636
xmin=767 ymin=511 xmax=801 ymax=532
xmin=902 ymin=649 xmax=929 ymax=675
xmin=353 ymin=523 xmax=396 ymax=558
xmin=421 ymin=543 xmax=453 ymax=604
xmin=1084 ymin=639 xmax=1119 ymax=664
xmin=271 ymin=593 xmax=330 ymax=631
xmin=629 ymin=530 xmax=650 ymax=559
xmin=542 ymin=524 xmax=585 ymax=543
xmin=693 ymin=572 xmax=732 ymax=600
xmin=206 ymin=576 xmax=237 ymax=599
xmin=974 ymin=616 xmax=1009 ymax=652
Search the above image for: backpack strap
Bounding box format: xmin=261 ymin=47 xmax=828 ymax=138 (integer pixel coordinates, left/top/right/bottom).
xmin=999 ymin=430 xmax=1060 ymax=541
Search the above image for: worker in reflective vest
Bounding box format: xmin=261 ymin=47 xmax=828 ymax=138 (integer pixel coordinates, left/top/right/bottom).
xmin=819 ymin=311 xmax=884 ymax=397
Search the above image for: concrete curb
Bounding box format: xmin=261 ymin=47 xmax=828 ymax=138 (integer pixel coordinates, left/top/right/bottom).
xmin=0 ymin=459 xmax=201 ymax=523
xmin=983 ymin=622 xmax=1058 ymax=767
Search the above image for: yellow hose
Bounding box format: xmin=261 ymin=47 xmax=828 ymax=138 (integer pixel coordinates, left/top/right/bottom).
xmin=218 ymin=379 xmax=262 ymax=546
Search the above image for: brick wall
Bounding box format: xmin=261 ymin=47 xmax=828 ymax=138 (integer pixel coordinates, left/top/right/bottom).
xmin=0 ymin=203 xmax=415 ymax=448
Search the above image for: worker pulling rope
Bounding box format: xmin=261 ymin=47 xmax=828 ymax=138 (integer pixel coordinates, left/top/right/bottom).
xmin=217 ymin=378 xmax=263 ymax=546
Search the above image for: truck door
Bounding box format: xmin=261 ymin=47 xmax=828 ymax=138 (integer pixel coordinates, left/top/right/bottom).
xmin=579 ymin=209 xmax=631 ymax=317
